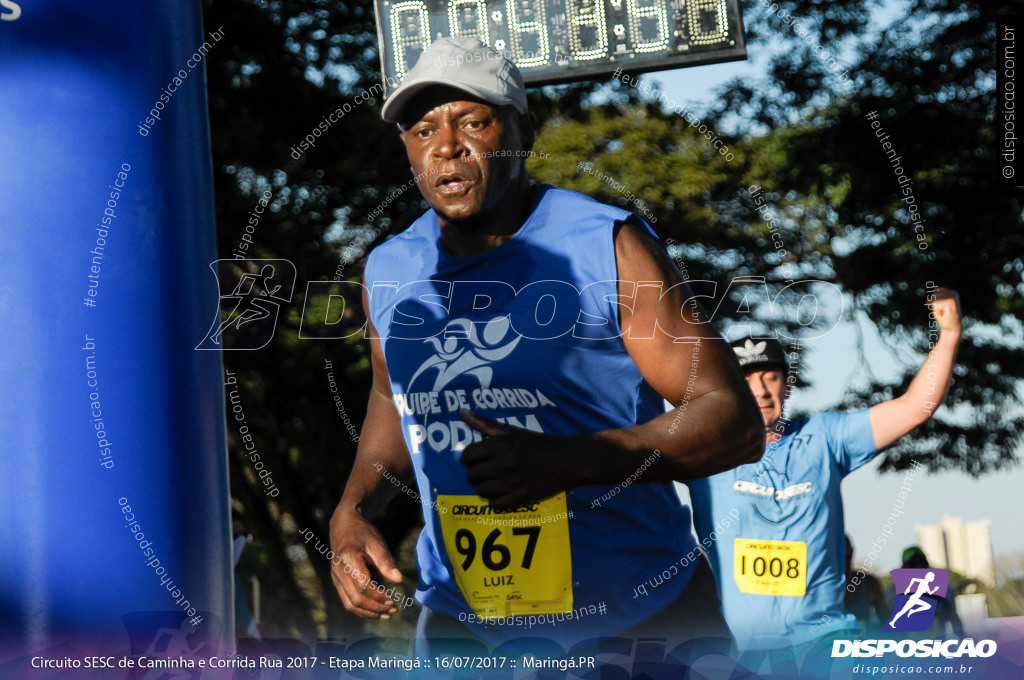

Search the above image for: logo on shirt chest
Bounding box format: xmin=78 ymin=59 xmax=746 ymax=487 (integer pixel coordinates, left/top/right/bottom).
xmin=733 ymin=479 xmax=813 ymax=501
xmin=790 ymin=435 xmax=814 ymax=451
xmin=390 ymin=316 xmax=560 ymax=454
xmin=408 ymin=317 xmax=522 ymax=392
xmin=735 ymin=457 xmax=818 ymax=525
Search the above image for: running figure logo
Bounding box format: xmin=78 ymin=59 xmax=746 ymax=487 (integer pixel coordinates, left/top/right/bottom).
xmin=883 ymin=568 xmax=950 ymax=632
xmin=407 ymin=316 xmax=521 ymax=392
xmin=196 ymin=259 xmax=296 ymax=350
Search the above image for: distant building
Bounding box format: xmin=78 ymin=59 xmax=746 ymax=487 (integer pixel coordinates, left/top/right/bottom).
xmin=913 ymin=515 xmax=995 ymax=586
xmin=915 ymin=523 xmax=947 ymax=569
xmin=962 ymin=517 xmax=995 ymax=586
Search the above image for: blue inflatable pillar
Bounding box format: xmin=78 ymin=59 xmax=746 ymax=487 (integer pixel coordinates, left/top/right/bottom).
xmin=0 ymin=0 xmax=232 ymax=661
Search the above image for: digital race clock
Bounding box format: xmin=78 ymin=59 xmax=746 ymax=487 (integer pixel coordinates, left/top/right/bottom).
xmin=374 ymin=0 xmax=746 ymax=91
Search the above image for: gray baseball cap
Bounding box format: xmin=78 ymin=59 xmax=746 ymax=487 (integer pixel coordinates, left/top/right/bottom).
xmin=381 ymin=37 xmax=528 ymax=125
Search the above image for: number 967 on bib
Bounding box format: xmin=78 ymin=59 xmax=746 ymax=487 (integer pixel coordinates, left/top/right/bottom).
xmin=437 ymin=494 xmax=573 ymax=617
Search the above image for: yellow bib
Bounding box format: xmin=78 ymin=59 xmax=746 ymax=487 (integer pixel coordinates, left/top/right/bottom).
xmin=436 ymin=493 xmax=573 ymax=617
xmin=734 ymin=538 xmax=807 ymax=597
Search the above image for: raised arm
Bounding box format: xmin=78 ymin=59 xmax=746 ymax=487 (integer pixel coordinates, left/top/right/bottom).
xmin=868 ymin=288 xmax=962 ymax=450
xmin=329 ymin=285 xmax=412 ymax=619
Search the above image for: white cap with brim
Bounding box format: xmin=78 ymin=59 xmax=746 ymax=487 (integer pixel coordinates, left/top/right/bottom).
xmin=381 ymin=37 xmax=528 ymax=125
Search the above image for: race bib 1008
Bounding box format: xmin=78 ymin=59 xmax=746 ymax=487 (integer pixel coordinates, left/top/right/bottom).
xmin=734 ymin=538 xmax=807 ymax=597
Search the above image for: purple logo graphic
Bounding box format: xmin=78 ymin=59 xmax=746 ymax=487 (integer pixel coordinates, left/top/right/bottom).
xmin=883 ymin=568 xmax=950 ymax=632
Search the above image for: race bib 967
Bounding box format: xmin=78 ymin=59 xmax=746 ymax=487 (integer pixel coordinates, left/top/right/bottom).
xmin=437 ymin=493 xmax=573 ymax=617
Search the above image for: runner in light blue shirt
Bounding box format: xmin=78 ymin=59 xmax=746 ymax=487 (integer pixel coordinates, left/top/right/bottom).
xmin=689 ymin=293 xmax=961 ymax=672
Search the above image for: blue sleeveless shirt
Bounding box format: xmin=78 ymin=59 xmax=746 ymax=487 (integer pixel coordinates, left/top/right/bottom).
xmin=363 ymin=185 xmax=699 ymax=642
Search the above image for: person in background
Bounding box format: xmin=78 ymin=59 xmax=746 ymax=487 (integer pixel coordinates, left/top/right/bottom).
xmin=844 ymin=535 xmax=887 ymax=634
xmin=689 ymin=288 xmax=962 ymax=675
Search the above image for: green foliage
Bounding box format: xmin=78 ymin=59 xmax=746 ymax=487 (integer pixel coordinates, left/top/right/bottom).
xmin=980 ymin=553 xmax=1024 ymax=618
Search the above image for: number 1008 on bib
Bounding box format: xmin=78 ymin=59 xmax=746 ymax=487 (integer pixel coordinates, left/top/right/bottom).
xmin=374 ymin=0 xmax=746 ymax=88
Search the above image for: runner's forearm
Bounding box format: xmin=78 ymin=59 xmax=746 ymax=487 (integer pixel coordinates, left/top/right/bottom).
xmin=336 ymin=392 xmax=414 ymax=521
xmin=901 ymin=329 xmax=960 ymax=417
xmin=572 ymin=388 xmax=763 ymax=486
